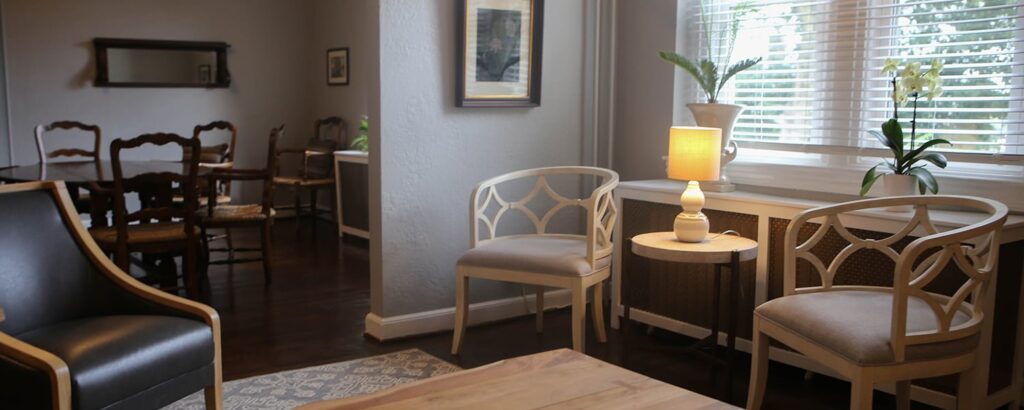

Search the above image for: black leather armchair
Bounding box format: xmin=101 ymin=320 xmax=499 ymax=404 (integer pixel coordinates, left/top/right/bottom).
xmin=0 ymin=181 xmax=222 ymax=410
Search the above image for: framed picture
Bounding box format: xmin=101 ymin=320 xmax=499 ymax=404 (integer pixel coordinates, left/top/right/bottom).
xmin=456 ymin=0 xmax=544 ymax=107
xmin=327 ymin=48 xmax=349 ymax=86
xmin=197 ymin=64 xmax=211 ymax=84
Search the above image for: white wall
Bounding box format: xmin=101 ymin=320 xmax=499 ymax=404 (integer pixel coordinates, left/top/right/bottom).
xmin=2 ymin=0 xmax=316 ymax=201
xmin=610 ymin=0 xmax=677 ymax=181
xmin=375 ymin=0 xmax=592 ymax=317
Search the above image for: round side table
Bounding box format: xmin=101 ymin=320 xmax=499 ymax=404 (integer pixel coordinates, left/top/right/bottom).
xmin=625 ymin=232 xmax=758 ymax=398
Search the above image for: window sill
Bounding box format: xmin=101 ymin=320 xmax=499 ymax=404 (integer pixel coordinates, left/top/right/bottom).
xmin=725 ymin=157 xmax=1024 ymax=212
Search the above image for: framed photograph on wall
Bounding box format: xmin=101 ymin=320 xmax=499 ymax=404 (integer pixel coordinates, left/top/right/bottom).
xmin=456 ymin=0 xmax=544 ymax=107
xmin=197 ymin=64 xmax=211 ymax=84
xmin=327 ymin=47 xmax=349 ymax=86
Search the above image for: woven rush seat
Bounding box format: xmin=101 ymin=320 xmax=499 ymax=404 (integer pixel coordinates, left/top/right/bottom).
xmin=90 ymin=222 xmax=201 ymax=246
xmin=198 ymin=204 xmax=275 ymax=223
xmin=272 ymin=176 xmax=333 ymax=186
xmin=174 ymin=194 xmax=231 ymax=206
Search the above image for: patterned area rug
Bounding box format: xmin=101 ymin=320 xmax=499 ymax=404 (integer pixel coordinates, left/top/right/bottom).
xmin=165 ymin=349 xmax=460 ymax=410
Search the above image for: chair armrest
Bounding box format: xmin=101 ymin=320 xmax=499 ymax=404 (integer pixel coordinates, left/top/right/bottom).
xmin=0 ymin=332 xmax=71 ymax=410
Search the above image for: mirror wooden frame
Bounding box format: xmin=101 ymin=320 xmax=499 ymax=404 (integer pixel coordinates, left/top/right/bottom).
xmin=93 ymin=38 xmax=232 ymax=88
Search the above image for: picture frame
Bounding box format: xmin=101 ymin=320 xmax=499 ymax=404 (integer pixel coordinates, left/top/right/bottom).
xmin=197 ymin=64 xmax=211 ymax=84
xmin=327 ymin=47 xmax=349 ymax=86
xmin=456 ymin=0 xmax=544 ymax=107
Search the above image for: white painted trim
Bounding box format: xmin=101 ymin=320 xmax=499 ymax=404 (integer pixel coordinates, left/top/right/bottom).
xmin=0 ymin=1 xmax=13 ymax=166
xmin=364 ymin=289 xmax=572 ymax=341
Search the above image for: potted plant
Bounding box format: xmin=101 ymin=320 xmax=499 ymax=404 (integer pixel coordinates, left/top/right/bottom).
xmin=860 ymin=58 xmax=949 ymax=211
xmin=659 ymin=1 xmax=760 ymax=192
xmin=349 ymin=115 xmax=369 ymax=152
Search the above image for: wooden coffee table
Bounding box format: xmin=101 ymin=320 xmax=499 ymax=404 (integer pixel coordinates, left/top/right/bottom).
xmin=300 ymin=349 xmax=736 ymax=409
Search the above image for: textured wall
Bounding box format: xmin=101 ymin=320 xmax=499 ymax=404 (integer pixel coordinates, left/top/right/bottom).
xmin=2 ymin=0 xmax=316 ymax=201
xmin=610 ymin=0 xmax=677 ymax=181
xmin=376 ymin=0 xmax=590 ymax=316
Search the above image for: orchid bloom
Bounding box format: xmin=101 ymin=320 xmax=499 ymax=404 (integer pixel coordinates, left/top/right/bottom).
xmin=882 ymin=58 xmax=899 ymax=74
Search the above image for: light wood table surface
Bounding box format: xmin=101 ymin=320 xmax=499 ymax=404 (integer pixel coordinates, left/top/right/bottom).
xmin=300 ymin=349 xmax=736 ymax=409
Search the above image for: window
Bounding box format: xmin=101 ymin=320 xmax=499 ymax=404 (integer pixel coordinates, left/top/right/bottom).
xmin=679 ymin=0 xmax=1024 ymax=176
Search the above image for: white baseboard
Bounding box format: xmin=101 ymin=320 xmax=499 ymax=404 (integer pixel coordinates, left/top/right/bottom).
xmin=364 ymin=289 xmax=572 ymax=341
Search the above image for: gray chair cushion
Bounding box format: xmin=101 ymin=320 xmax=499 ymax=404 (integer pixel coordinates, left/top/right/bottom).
xmin=18 ymin=315 xmax=214 ymax=410
xmin=756 ymin=290 xmax=978 ymax=365
xmin=457 ymin=235 xmax=610 ymax=276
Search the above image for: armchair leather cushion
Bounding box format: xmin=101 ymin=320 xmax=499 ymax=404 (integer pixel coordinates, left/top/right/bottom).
xmin=755 ymin=290 xmax=977 ymax=365
xmin=457 ymin=235 xmax=610 ymax=277
xmin=18 ymin=315 xmax=213 ymax=410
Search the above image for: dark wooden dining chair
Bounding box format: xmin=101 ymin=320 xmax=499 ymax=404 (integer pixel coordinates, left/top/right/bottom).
xmin=88 ymin=133 xmax=203 ymax=298
xmin=33 ymin=120 xmax=102 ymax=213
xmin=184 ymin=121 xmax=237 ymax=207
xmin=198 ymin=126 xmax=282 ymax=284
xmin=273 ymin=116 xmax=345 ymax=223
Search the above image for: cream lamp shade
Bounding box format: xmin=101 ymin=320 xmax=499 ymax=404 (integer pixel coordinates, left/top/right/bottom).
xmin=667 ymin=126 xmax=722 ymax=182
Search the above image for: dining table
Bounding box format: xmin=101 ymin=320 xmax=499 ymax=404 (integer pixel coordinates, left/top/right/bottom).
xmin=0 ymin=160 xmax=200 ymax=227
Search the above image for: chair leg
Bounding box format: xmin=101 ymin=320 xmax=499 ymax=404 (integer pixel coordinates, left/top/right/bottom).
xmin=261 ymin=222 xmax=273 ymax=285
xmin=204 ymin=382 xmax=223 ymax=410
xmin=850 ymin=374 xmax=874 ymax=410
xmin=451 ymin=274 xmax=470 ymax=355
xmin=592 ymin=280 xmax=607 ymax=343
xmin=746 ymin=316 xmax=770 ymax=410
xmin=957 ymin=363 xmax=980 ymax=410
xmin=535 ymin=285 xmax=544 ymax=333
xmin=294 ymin=190 xmax=302 ymax=222
xmin=571 ymin=279 xmax=587 ymax=353
xmin=310 ymin=189 xmax=319 ymax=221
xmin=895 ymin=380 xmax=911 ymax=410
xmin=225 ymin=228 xmax=235 ymax=262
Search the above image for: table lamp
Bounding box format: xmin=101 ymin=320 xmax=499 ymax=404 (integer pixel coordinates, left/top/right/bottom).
xmin=667 ymin=126 xmax=722 ymax=242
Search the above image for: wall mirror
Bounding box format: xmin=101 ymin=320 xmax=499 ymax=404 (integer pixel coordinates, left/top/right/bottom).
xmin=94 ymin=38 xmax=231 ymax=88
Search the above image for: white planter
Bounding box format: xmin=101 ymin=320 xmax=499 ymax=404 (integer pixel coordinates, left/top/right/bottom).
xmin=882 ymin=174 xmax=918 ymax=212
xmin=687 ymin=103 xmax=743 ymax=192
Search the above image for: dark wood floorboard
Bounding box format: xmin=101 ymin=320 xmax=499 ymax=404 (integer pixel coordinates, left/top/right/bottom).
xmin=199 ymin=218 xmax=939 ymax=409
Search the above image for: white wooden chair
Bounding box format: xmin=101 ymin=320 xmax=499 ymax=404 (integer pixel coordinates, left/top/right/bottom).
xmin=746 ymin=195 xmax=1008 ymax=410
xmin=451 ymin=166 xmax=619 ymax=354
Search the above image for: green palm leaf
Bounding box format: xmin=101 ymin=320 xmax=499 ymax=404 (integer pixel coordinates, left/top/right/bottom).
xmin=658 ymin=51 xmax=714 ymax=100
xmin=718 ymin=58 xmax=761 ymax=95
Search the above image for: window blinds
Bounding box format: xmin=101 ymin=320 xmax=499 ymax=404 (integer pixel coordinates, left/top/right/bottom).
xmin=680 ymin=0 xmax=1024 ymax=166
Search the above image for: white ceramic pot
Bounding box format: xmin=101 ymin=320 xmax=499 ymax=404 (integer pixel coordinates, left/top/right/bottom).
xmin=687 ymin=103 xmax=743 ymax=192
xmin=882 ymin=174 xmax=918 ymax=212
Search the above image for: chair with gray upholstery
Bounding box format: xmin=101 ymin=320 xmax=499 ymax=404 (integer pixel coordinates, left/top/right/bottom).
xmin=451 ymin=167 xmax=619 ymax=354
xmin=0 ymin=181 xmax=222 ymax=409
xmin=746 ymin=195 xmax=1007 ymax=410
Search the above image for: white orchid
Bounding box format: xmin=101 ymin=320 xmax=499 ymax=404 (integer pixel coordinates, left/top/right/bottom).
xmin=901 ymin=61 xmax=922 ymax=79
xmin=882 ymin=58 xmax=900 ymax=74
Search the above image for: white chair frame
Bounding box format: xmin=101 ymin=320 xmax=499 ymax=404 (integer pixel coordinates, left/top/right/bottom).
xmin=747 ymin=195 xmax=1008 ymax=410
xmin=451 ymin=166 xmax=619 ymax=354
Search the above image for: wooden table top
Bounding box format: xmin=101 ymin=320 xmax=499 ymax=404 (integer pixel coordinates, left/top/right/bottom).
xmin=632 ymin=232 xmax=758 ymax=264
xmin=0 ymin=160 xmax=194 ymax=184
xmin=299 ymin=349 xmax=736 ymax=410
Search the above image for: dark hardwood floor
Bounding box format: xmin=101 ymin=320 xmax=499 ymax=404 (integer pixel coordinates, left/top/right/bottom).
xmin=199 ymin=218 xmax=935 ymax=409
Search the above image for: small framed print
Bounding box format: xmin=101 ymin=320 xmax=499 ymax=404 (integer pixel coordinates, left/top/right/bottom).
xmin=456 ymin=0 xmax=544 ymax=107
xmin=197 ymin=64 xmax=211 ymax=84
xmin=327 ymin=47 xmax=349 ymax=86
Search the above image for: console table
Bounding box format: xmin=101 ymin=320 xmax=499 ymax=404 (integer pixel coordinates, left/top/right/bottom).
xmin=611 ymin=179 xmax=1024 ymax=410
xmin=332 ymin=150 xmax=369 ymax=239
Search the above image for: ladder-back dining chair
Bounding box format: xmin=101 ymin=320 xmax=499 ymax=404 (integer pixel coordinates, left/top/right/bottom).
xmin=746 ymin=195 xmax=1008 ymax=410
xmin=198 ymin=125 xmax=281 ymax=285
xmin=273 ymin=116 xmax=345 ymax=223
xmin=34 ymin=120 xmax=102 ymax=214
xmin=187 ymin=121 xmax=237 ymax=207
xmin=88 ymin=133 xmax=203 ymax=298
xmin=451 ymin=166 xmax=619 ymax=354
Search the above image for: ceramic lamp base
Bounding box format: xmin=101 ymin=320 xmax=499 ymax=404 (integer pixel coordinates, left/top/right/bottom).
xmin=674 ymin=212 xmax=709 ymax=242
